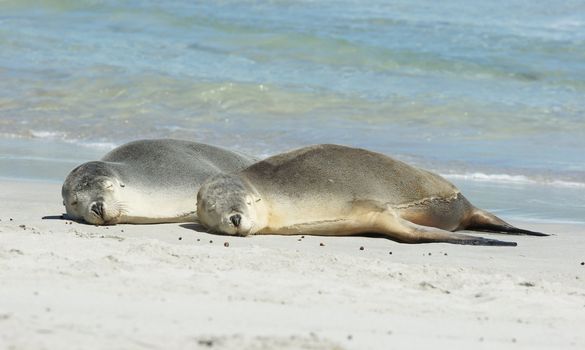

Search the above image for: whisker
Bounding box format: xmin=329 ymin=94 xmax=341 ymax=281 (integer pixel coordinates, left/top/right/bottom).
xmin=112 ymin=201 xmax=129 ymax=215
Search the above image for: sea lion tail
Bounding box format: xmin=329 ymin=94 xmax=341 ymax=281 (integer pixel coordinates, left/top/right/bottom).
xmin=465 ymin=209 xmax=549 ymax=236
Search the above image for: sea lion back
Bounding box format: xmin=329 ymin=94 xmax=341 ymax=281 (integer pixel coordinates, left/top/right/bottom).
xmin=242 ymin=144 xmax=458 ymax=206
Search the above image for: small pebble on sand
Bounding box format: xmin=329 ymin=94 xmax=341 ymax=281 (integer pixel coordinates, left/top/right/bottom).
xmin=209 ymin=240 xmax=213 ymax=243
xmin=224 ymin=242 xmax=229 ymax=247
xmin=320 ymin=242 xmax=325 ymax=246
xmin=178 ymin=237 xmax=182 ymax=241
xmin=359 ymin=246 xmax=364 ymax=251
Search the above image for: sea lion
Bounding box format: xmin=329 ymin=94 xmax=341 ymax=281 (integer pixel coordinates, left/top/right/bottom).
xmin=62 ymin=139 xmax=257 ymax=225
xmin=196 ymin=144 xmax=547 ymax=246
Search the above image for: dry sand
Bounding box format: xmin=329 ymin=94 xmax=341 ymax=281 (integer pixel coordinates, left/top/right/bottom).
xmin=1 ymin=179 xmax=584 ymax=350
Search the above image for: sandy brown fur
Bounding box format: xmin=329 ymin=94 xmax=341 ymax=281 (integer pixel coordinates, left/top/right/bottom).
xmin=197 ymin=144 xmax=547 ymax=245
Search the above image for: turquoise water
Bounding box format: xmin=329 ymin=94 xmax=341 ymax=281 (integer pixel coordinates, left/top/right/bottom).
xmin=1 ymin=0 xmax=584 ymax=223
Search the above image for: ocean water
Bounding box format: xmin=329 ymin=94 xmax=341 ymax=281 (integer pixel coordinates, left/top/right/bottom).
xmin=1 ymin=0 xmax=584 ymax=223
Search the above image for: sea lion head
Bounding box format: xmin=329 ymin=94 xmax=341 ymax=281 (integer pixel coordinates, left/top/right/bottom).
xmin=197 ymin=174 xmax=258 ymax=236
xmin=61 ymin=161 xmax=126 ymax=225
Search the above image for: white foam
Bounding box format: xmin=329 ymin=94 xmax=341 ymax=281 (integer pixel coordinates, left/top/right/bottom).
xmin=29 ymin=130 xmax=117 ymax=151
xmin=442 ymin=172 xmax=585 ymax=188
xmin=76 ymin=141 xmax=117 ymax=151
xmin=30 ymin=130 xmax=67 ymax=139
xmin=547 ymin=19 xmax=585 ymax=31
xmin=0 ymin=155 xmax=82 ymax=163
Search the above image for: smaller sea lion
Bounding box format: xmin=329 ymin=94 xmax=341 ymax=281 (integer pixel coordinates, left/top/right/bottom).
xmin=62 ymin=139 xmax=257 ymax=225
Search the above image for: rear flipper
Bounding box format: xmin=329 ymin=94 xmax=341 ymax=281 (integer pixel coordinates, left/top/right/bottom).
xmin=464 ymin=209 xmax=549 ymax=236
xmin=382 ymin=216 xmax=517 ymax=246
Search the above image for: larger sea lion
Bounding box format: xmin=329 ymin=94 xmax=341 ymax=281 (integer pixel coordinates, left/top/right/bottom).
xmin=196 ymin=144 xmax=547 ymax=246
xmin=62 ymin=139 xmax=257 ymax=225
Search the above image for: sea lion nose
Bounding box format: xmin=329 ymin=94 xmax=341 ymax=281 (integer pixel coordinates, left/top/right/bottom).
xmin=230 ymin=214 xmax=241 ymax=228
xmin=91 ymin=202 xmax=105 ymax=218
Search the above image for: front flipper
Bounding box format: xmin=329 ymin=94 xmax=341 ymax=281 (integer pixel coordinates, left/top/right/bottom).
xmin=119 ymin=211 xmax=196 ymax=224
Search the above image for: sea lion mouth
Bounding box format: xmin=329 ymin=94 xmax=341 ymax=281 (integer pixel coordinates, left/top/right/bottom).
xmin=235 ymin=218 xmax=254 ymax=237
xmin=222 ymin=211 xmax=254 ymax=236
xmin=86 ymin=213 xmax=121 ymax=226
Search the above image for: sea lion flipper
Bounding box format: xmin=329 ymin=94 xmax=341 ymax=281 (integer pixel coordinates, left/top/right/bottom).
xmin=380 ymin=215 xmax=517 ymax=246
xmin=464 ymin=208 xmax=549 ymax=236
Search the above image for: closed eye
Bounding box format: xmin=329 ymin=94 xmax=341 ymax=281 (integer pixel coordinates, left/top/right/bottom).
xmin=71 ymin=201 xmax=78 ymax=206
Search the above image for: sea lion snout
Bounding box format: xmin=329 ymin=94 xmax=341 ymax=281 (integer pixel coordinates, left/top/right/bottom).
xmin=90 ymin=201 xmax=105 ymax=219
xmin=87 ymin=200 xmax=120 ymax=225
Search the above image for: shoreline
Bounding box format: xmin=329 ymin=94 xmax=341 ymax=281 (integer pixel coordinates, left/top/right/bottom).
xmin=1 ymin=179 xmax=584 ymax=349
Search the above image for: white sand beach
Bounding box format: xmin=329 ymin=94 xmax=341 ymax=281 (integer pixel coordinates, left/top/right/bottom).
xmin=1 ymin=179 xmax=584 ymax=350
